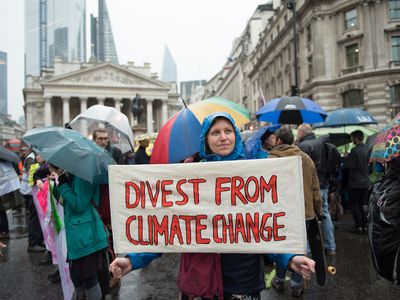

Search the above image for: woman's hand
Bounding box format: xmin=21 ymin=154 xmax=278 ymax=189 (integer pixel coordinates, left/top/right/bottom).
xmin=288 ymin=255 xmax=316 ymax=280
xmin=109 ymin=257 xmax=132 ymax=279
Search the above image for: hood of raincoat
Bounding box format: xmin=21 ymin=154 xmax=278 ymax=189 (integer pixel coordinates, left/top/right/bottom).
xmin=199 ymin=112 xmax=245 ymax=161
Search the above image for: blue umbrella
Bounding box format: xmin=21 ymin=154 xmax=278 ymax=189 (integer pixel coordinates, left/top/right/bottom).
xmin=256 ymin=96 xmax=327 ymax=124
xmin=319 ymin=108 xmax=378 ymax=127
xmin=245 ymin=124 xmax=281 ymax=159
xmin=22 ymin=127 xmax=115 ymax=183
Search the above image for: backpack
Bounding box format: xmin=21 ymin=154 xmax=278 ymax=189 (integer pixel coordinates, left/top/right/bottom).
xmin=324 ymin=142 xmax=341 ymax=180
xmin=368 ymin=173 xmax=400 ymax=285
xmin=178 ymin=253 xmax=224 ymax=299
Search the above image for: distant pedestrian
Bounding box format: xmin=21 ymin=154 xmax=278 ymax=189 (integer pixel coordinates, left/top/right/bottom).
xmin=19 ymin=145 xmax=45 ymax=252
xmin=297 ymin=123 xmax=336 ymax=255
xmin=269 ymin=127 xmax=322 ymax=297
xmin=345 ymin=130 xmax=370 ymax=234
xmin=134 ymin=139 xmax=150 ymax=164
xmin=93 ymin=128 xmax=124 ymax=164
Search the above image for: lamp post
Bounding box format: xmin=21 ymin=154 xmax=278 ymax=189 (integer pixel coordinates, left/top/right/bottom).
xmin=287 ymin=0 xmax=299 ymax=96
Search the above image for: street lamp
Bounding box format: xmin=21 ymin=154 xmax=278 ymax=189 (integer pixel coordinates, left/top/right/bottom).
xmin=287 ymin=0 xmax=299 ymax=96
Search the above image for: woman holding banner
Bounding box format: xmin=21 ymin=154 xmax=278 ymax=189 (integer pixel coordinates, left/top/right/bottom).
xmin=109 ymin=112 xmax=315 ymax=299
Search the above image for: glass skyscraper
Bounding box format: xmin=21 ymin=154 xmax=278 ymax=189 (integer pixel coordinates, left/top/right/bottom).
xmin=0 ymin=51 xmax=7 ymax=115
xmin=161 ymin=45 xmax=177 ymax=83
xmin=25 ymin=0 xmax=86 ymax=76
xmin=90 ymin=0 xmax=118 ymax=64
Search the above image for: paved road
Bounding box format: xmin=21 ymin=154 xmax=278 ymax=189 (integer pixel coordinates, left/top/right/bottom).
xmin=1 ymin=210 xmax=400 ymax=299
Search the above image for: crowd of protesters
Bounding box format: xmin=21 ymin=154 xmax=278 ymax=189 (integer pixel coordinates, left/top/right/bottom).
xmin=0 ymin=111 xmax=386 ymax=300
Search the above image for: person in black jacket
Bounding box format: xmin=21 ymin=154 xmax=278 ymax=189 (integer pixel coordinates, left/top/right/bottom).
xmin=297 ymin=124 xmax=336 ymax=255
xmin=345 ymin=130 xmax=370 ymax=234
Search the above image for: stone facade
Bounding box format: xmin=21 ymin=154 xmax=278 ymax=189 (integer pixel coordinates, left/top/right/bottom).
xmin=210 ymin=0 xmax=400 ymax=126
xmin=23 ymin=60 xmax=181 ymax=134
xmin=0 ymin=115 xmax=25 ymax=145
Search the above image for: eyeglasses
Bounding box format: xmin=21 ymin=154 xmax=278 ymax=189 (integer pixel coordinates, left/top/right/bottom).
xmin=95 ymin=137 xmax=108 ymax=141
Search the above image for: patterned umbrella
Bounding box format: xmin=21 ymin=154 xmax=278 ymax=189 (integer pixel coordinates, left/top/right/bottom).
xmin=370 ymin=113 xmax=400 ymax=163
xmin=256 ymin=96 xmax=327 ymax=125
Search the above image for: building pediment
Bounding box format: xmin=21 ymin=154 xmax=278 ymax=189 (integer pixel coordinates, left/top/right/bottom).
xmin=42 ymin=63 xmax=168 ymax=90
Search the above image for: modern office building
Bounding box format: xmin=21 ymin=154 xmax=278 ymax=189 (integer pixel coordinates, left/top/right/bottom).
xmin=25 ymin=0 xmax=86 ymax=76
xmin=90 ymin=0 xmax=118 ymax=64
xmin=180 ymin=80 xmax=206 ymax=103
xmin=0 ymin=51 xmax=7 ymax=116
xmin=161 ymin=45 xmax=177 ymax=83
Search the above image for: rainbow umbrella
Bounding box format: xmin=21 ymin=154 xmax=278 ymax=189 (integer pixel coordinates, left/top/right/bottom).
xmin=188 ymin=96 xmax=251 ymax=127
xmin=151 ymin=97 xmax=251 ymax=164
xmin=370 ymin=113 xmax=400 ymax=163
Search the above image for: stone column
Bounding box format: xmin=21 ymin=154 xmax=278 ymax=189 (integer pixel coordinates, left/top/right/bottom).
xmin=114 ymin=97 xmax=122 ymax=111
xmin=79 ymin=97 xmax=88 ymax=136
xmin=127 ymin=99 xmax=133 ymax=127
xmin=44 ymin=96 xmax=52 ymax=126
xmin=146 ymin=99 xmax=154 ymax=133
xmin=62 ymin=97 xmax=70 ymax=125
xmin=98 ymin=97 xmax=105 ymax=106
xmin=80 ymin=97 xmax=88 ymax=113
xmin=26 ymin=102 xmax=33 ymax=130
xmin=161 ymin=99 xmax=168 ymax=125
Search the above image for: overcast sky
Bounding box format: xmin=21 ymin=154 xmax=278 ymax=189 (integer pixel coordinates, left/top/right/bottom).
xmin=0 ymin=0 xmax=264 ymax=121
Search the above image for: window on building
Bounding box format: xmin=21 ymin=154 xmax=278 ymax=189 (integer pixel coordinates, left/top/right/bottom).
xmin=306 ymin=24 xmax=312 ymax=43
xmin=342 ymin=89 xmax=364 ymax=107
xmin=346 ymin=44 xmax=359 ymax=67
xmin=390 ymin=84 xmax=400 ymax=117
xmin=389 ymin=0 xmax=400 ymax=20
xmin=344 ymin=8 xmax=358 ymax=29
xmin=279 ymin=54 xmax=283 ymax=68
xmin=390 ymin=84 xmax=400 ymax=104
xmin=307 ymin=56 xmax=313 ymax=79
xmin=287 ymin=44 xmax=291 ymax=61
xmin=392 ymin=36 xmax=400 ymax=61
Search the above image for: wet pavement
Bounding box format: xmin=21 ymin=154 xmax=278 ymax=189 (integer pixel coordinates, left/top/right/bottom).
xmin=1 ymin=209 xmax=400 ymax=300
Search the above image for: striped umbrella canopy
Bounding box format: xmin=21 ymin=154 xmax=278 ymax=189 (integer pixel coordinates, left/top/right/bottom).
xmin=151 ymin=97 xmax=250 ymax=164
xmin=188 ymin=96 xmax=251 ymax=127
xmin=256 ymin=96 xmax=327 ymax=125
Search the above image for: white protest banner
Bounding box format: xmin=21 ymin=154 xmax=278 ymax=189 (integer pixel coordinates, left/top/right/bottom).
xmin=109 ymin=157 xmax=306 ymax=254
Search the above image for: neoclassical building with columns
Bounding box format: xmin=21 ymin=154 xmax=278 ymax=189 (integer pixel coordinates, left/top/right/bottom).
xmin=23 ymin=59 xmax=181 ymax=134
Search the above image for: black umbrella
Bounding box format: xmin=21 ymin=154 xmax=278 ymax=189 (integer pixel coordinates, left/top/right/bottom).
xmin=319 ymin=133 xmax=351 ymax=147
xmin=0 ymin=146 xmax=20 ymax=164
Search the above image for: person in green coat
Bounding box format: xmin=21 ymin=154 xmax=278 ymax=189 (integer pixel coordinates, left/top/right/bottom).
xmin=50 ymin=164 xmax=108 ymax=300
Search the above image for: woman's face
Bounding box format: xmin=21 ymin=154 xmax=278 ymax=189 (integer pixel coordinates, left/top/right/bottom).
xmin=206 ymin=118 xmax=235 ymax=156
xmin=265 ymin=134 xmax=277 ymax=149
xmin=36 ymin=154 xmax=44 ymax=164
